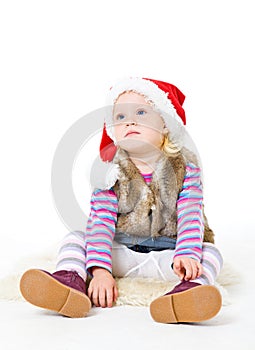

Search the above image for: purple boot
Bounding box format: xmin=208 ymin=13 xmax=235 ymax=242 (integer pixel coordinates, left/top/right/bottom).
xmin=150 ymin=280 xmax=222 ymax=324
xmin=20 ymin=269 xmax=91 ymax=318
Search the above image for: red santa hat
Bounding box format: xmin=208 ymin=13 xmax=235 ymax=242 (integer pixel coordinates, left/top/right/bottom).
xmin=100 ymin=77 xmax=187 ymax=162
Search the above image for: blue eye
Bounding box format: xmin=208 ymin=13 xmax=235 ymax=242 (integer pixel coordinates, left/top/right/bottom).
xmin=137 ymin=110 xmax=146 ymax=116
xmin=116 ymin=114 xmax=125 ymax=121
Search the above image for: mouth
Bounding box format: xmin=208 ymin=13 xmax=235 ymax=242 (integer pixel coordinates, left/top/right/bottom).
xmin=125 ymin=131 xmax=141 ymax=137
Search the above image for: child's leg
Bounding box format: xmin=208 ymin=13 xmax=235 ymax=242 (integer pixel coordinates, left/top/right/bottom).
xmin=20 ymin=231 xmax=91 ymax=318
xmin=192 ymin=242 xmax=223 ymax=285
xmin=56 ymin=230 xmax=87 ymax=280
xmin=150 ymin=243 xmax=223 ymax=324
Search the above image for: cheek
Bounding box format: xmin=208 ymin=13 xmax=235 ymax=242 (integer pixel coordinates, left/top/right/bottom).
xmin=113 ymin=125 xmax=123 ymax=141
xmin=151 ymin=118 xmax=165 ymax=132
xmin=144 ymin=128 xmax=164 ymax=145
xmin=141 ymin=113 xmax=164 ymax=132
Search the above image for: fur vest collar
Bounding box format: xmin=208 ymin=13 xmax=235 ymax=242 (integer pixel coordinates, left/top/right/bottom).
xmin=113 ymin=148 xmax=214 ymax=243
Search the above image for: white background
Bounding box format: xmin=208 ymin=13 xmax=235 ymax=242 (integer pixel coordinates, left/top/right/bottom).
xmin=0 ymin=0 xmax=254 ymax=275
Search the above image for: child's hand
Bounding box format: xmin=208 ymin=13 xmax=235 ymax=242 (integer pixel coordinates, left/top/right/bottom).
xmin=173 ymin=257 xmax=203 ymax=281
xmin=88 ymin=267 xmax=118 ymax=308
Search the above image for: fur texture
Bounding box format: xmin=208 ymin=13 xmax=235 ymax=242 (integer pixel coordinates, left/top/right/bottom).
xmin=0 ymin=247 xmax=239 ymax=307
xmin=113 ymin=148 xmax=214 ymax=243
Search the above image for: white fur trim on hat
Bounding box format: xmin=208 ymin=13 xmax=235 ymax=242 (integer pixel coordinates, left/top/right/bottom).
xmin=105 ymin=77 xmax=185 ymax=146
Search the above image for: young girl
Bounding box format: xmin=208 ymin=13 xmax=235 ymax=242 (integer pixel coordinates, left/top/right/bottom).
xmin=20 ymin=77 xmax=223 ymax=323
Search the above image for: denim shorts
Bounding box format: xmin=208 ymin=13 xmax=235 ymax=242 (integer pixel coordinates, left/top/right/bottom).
xmin=114 ymin=232 xmax=176 ymax=253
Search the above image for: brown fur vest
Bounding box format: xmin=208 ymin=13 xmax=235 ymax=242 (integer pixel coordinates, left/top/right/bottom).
xmin=113 ymin=149 xmax=214 ymax=243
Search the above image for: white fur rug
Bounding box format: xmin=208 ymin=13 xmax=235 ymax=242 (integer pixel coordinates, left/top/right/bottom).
xmin=0 ymin=246 xmax=240 ymax=307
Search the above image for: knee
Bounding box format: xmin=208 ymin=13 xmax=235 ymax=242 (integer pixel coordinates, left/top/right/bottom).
xmin=202 ymin=243 xmax=223 ymax=268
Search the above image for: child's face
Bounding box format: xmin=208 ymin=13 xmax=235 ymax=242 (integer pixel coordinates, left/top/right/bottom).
xmin=113 ymin=92 xmax=166 ymax=153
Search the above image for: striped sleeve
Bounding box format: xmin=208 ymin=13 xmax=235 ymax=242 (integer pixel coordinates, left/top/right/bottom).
xmin=85 ymin=188 xmax=118 ymax=274
xmin=173 ymin=163 xmax=204 ymax=262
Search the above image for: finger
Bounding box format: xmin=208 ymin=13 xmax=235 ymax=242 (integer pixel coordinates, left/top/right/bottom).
xmin=191 ymin=261 xmax=202 ymax=279
xmin=98 ymin=288 xmax=106 ymax=308
xmin=191 ymin=265 xmax=198 ymax=280
xmin=87 ymin=283 xmax=95 ymax=300
xmin=174 ymin=268 xmax=184 ymax=280
xmin=87 ymin=285 xmax=92 ymax=299
xmin=178 ymin=270 xmax=185 ymax=280
xmin=91 ymin=288 xmax=100 ymax=307
xmin=106 ymin=288 xmax=113 ymax=308
xmin=113 ymin=286 xmax=118 ymax=302
xmin=187 ymin=261 xmax=196 ymax=280
xmin=173 ymin=263 xmax=184 ymax=279
xmin=92 ymin=296 xmax=99 ymax=307
xmin=197 ymin=263 xmax=203 ymax=277
xmin=184 ymin=264 xmax=192 ymax=280
xmin=174 ymin=259 xmax=181 ymax=270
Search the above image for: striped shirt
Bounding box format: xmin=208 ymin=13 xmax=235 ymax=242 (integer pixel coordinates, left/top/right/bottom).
xmin=142 ymin=172 xmax=154 ymax=184
xmin=85 ymin=162 xmax=203 ymax=273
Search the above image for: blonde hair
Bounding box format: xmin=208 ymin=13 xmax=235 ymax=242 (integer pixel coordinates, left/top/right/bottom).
xmin=161 ymin=134 xmax=180 ymax=156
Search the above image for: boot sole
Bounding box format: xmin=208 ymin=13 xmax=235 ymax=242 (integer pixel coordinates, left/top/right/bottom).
xmin=20 ymin=269 xmax=91 ymax=318
xmin=150 ymin=285 xmax=222 ymax=323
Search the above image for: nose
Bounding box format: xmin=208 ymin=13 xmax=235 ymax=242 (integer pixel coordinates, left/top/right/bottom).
xmin=125 ymin=120 xmax=137 ymax=126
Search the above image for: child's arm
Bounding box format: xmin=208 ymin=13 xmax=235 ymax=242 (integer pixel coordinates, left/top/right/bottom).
xmin=173 ymin=163 xmax=204 ymax=280
xmin=85 ymin=188 xmax=118 ymax=307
